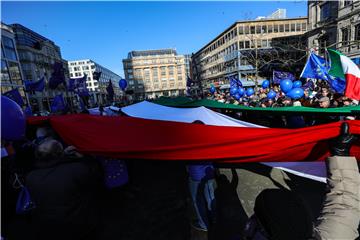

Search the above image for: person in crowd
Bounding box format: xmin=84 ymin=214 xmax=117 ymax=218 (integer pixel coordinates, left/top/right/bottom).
xmin=242 ymin=122 xmax=360 ymax=240
xmin=318 ymin=96 xmax=331 ymax=109
xmin=187 ymin=120 xmax=216 ymax=232
xmin=26 ymin=139 xmax=103 ymax=240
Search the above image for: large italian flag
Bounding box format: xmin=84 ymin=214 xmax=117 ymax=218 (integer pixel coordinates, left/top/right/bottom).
xmin=328 ymin=49 xmax=360 ymax=100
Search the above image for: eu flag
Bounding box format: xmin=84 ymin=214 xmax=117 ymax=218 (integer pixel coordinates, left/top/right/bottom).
xmin=51 ymin=94 xmax=66 ymax=113
xmin=49 ymin=62 xmax=66 ymax=89
xmin=3 ymin=88 xmax=24 ymax=106
xmin=300 ymin=53 xmax=345 ymax=93
xmin=273 ymin=70 xmax=295 ymax=84
xmin=229 ymin=76 xmax=242 ymax=87
xmin=24 ymin=77 xmax=45 ymax=92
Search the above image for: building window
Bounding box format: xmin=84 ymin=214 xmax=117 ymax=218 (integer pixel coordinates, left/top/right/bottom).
xmin=274 ymin=24 xmax=279 ymax=33
xmin=82 ymin=66 xmax=89 ymax=70
xmin=245 ymin=41 xmax=250 ymax=49
xmin=261 ymin=25 xmax=267 ymax=34
xmin=129 ymin=80 xmax=134 ymax=85
xmin=250 ymin=26 xmax=255 ymax=34
xmin=2 ymin=36 xmax=17 ymax=61
xmin=291 ymin=23 xmax=296 ymax=32
xmin=279 ymin=24 xmax=284 ymax=32
xmin=261 ymin=39 xmax=268 ymax=48
xmin=296 ymin=23 xmax=301 ymax=31
xmin=239 ymin=42 xmax=245 ymax=49
xmin=268 ymin=25 xmax=273 ymax=33
xmin=301 ymin=23 xmax=307 ymax=31
xmin=239 ymin=26 xmax=244 ymax=35
xmin=342 ymin=28 xmax=350 ymax=46
xmin=344 ymin=0 xmax=352 ymax=7
xmin=178 ymin=75 xmax=182 ymax=81
xmin=168 ymin=66 xmax=174 ymax=76
xmin=320 ymin=2 xmax=331 ymax=21
xmin=1 ymin=60 xmax=10 ymax=83
xmin=245 ymin=26 xmax=250 ymax=34
xmin=161 ymin=66 xmax=166 ymax=76
xmin=8 ymin=61 xmax=22 ymax=85
xmin=355 ymin=24 xmax=360 ymax=41
xmin=256 ymin=26 xmax=261 ymax=34
xmin=285 ymin=24 xmax=290 ymax=32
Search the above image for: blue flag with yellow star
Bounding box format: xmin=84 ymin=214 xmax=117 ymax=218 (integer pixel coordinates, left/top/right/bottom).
xmin=300 ymin=53 xmax=345 ymax=93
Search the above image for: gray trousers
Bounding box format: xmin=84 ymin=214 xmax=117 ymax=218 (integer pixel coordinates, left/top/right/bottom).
xmin=314 ymin=156 xmax=360 ymax=240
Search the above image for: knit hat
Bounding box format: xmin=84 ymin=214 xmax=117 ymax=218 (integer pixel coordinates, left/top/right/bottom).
xmin=254 ymin=189 xmax=313 ymax=240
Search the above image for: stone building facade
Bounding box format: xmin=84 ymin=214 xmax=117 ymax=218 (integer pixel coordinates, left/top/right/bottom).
xmin=122 ymin=49 xmax=187 ymax=100
xmin=191 ymin=17 xmax=308 ymax=89
xmin=307 ymin=0 xmax=360 ymax=66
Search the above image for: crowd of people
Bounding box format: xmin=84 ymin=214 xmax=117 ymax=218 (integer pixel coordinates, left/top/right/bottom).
xmin=2 ymin=86 xmax=360 ymax=240
xmin=207 ymin=79 xmax=359 ymax=109
xmin=2 ymin=120 xmax=360 ymax=240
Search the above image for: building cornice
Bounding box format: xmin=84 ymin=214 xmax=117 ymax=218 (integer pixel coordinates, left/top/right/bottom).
xmin=193 ymin=17 xmax=307 ymax=57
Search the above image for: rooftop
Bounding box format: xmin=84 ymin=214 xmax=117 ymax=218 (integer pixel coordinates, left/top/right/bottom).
xmin=127 ymin=49 xmax=177 ymax=58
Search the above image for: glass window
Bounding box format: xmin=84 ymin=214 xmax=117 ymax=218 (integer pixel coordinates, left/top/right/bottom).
xmin=178 ymin=76 xmax=182 ymax=81
xmin=2 ymin=37 xmax=17 ymax=61
xmin=285 ymin=24 xmax=290 ymax=32
xmin=1 ymin=60 xmax=10 ymax=83
xmin=291 ymin=23 xmax=296 ymax=32
xmin=256 ymin=26 xmax=261 ymax=34
xmin=244 ymin=26 xmax=250 ymax=34
xmin=261 ymin=25 xmax=267 ymax=34
xmin=274 ymin=24 xmax=279 ymax=33
xmin=239 ymin=42 xmax=245 ymax=49
xmin=342 ymin=28 xmax=349 ymax=46
xmin=8 ymin=61 xmax=22 ymax=85
xmin=355 ymin=24 xmax=360 ymax=41
xmin=279 ymin=24 xmax=284 ymax=32
xmin=261 ymin=40 xmax=268 ymax=48
xmin=161 ymin=66 xmax=166 ymax=76
xmin=2 ymin=36 xmax=15 ymax=49
xmin=250 ymin=26 xmax=255 ymax=34
xmin=245 ymin=41 xmax=250 ymax=49
xmin=301 ymin=23 xmax=307 ymax=31
xmin=296 ymin=23 xmax=301 ymax=31
xmin=168 ymin=66 xmax=174 ymax=75
xmin=239 ymin=26 xmax=244 ymax=35
xmin=344 ymin=0 xmax=352 ymax=6
xmin=320 ymin=2 xmax=331 ymax=21
xmin=82 ymin=66 xmax=89 ymax=70
xmin=268 ymin=25 xmax=273 ymax=33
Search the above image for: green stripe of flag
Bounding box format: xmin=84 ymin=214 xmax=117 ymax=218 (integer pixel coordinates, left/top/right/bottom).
xmin=328 ymin=49 xmax=345 ymax=79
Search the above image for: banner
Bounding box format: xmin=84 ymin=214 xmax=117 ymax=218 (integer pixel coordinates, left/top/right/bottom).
xmin=27 ymin=115 xmax=360 ymax=163
xmin=273 ymin=70 xmax=295 ymax=84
